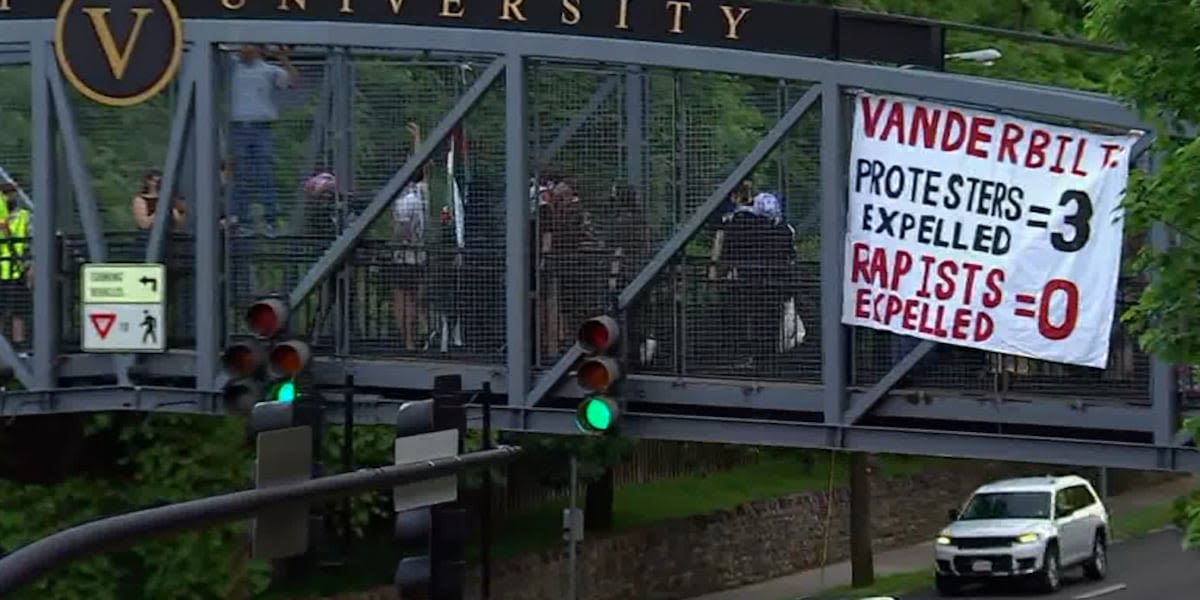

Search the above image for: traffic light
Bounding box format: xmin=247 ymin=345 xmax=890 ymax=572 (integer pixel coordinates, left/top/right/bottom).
xmin=221 ymin=296 xmax=315 ymax=412
xmin=393 ymin=375 xmax=468 ymax=600
xmin=575 ymin=315 xmax=623 ymax=434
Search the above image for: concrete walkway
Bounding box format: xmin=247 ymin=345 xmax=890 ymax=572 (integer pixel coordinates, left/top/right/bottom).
xmin=689 ymin=476 xmax=1198 ymax=600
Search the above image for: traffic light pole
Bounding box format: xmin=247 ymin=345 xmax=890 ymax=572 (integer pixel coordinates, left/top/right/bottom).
xmin=0 ymin=446 xmax=522 ymax=596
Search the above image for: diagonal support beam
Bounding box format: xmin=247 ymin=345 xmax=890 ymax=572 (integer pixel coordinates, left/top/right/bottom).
xmin=146 ymin=59 xmax=196 ymax=263
xmin=287 ymin=57 xmax=505 ymax=310
xmin=844 ymin=339 xmax=936 ymax=424
xmin=618 ymin=83 xmax=820 ymax=310
xmin=533 ymin=74 xmax=620 ymax=167
xmin=0 ymin=334 xmax=34 ymax=389
xmin=528 ymin=83 xmax=822 ymax=407
xmin=47 ymin=63 xmax=108 ymax=263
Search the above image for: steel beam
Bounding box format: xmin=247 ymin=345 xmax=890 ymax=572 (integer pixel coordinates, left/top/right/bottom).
xmin=619 ymin=83 xmax=821 ymax=310
xmin=491 ymin=407 xmax=1199 ymax=472
xmin=505 ymin=54 xmax=531 ymax=409
xmin=46 ymin=63 xmax=107 ymax=263
xmin=865 ymin=393 xmax=1153 ymax=432
xmin=30 ymin=42 xmax=56 ymax=390
xmin=820 ymin=82 xmax=847 ymax=429
xmin=286 ymin=57 xmax=505 ymax=310
xmin=0 ymin=386 xmax=216 ymax=417
xmin=57 ymin=352 xmax=197 ymax=379
xmin=1150 ymin=219 xmax=1179 ymax=447
xmin=0 ymin=335 xmax=33 ymax=389
xmin=844 ymin=339 xmax=936 ymax=424
xmin=533 ymin=74 xmax=620 ymax=167
xmin=193 ymin=43 xmax=219 ymax=393
xmin=145 ymin=57 xmax=197 ymax=262
xmin=624 ymin=67 xmax=646 ymax=188
xmin=189 ymin=22 xmax=1144 ymax=130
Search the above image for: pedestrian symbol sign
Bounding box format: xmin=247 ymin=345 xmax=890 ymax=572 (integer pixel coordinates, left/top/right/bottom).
xmin=81 ymin=263 xmax=167 ymax=353
xmin=89 ymin=312 xmax=117 ymax=339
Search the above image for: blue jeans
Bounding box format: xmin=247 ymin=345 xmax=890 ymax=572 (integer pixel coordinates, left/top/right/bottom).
xmin=230 ymin=122 xmax=278 ymax=227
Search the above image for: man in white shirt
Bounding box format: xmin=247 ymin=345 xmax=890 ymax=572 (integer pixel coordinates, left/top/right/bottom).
xmin=229 ymin=44 xmax=298 ymax=238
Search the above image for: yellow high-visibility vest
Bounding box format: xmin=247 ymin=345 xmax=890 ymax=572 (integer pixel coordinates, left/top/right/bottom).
xmin=1 ymin=208 xmax=29 ymax=281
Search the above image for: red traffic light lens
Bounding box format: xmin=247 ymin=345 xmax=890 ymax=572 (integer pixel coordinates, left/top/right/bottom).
xmin=578 ymin=316 xmax=619 ymax=353
xmin=221 ymin=343 xmax=263 ymax=377
xmin=269 ymin=340 xmax=311 ymax=377
xmin=577 ymin=357 xmax=619 ymax=393
xmin=246 ymin=298 xmax=289 ymax=338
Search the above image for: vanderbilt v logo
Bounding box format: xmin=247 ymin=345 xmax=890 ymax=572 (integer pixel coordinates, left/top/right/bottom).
xmin=82 ymin=7 xmax=155 ymax=80
xmin=54 ymin=0 xmax=183 ymax=107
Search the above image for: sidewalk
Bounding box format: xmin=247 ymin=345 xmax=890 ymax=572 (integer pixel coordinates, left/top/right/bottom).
xmin=689 ymin=475 xmax=1198 ymax=600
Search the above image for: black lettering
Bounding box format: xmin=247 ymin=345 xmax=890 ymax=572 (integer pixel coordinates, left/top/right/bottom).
xmin=860 ymin=203 xmax=875 ymax=231
xmin=1006 ymin=186 xmax=1024 ymax=221
xmin=884 ymin=165 xmax=905 ymax=199
xmin=944 ymin=174 xmax=963 ymax=210
xmin=921 ymin=169 xmax=942 ymax=207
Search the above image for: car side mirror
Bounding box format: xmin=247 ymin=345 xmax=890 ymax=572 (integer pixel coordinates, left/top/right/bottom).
xmin=947 ymin=508 xmax=959 ymax=521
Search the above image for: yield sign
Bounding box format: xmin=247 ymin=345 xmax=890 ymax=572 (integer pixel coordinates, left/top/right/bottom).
xmin=89 ymin=312 xmax=117 ymax=339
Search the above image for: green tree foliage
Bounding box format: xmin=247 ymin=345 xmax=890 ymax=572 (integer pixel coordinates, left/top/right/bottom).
xmin=1086 ymin=0 xmax=1200 ymax=550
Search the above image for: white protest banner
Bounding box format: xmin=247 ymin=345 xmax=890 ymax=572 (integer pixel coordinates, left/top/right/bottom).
xmin=841 ymin=93 xmax=1141 ymax=368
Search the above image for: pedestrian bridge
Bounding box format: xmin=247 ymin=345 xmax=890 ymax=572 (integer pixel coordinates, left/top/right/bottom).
xmin=0 ymin=1 xmax=1195 ymax=472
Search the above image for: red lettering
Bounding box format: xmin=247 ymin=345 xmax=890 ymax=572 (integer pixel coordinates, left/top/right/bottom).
xmin=981 ymin=268 xmax=1005 ymax=309
xmin=884 ymin=294 xmax=903 ymax=324
xmin=950 ymin=308 xmax=972 ymax=340
xmin=934 ymin=261 xmax=958 ymax=301
xmin=902 ymin=298 xmax=920 ymax=331
xmin=910 ymin=106 xmax=941 ymax=149
xmin=1038 ymin=279 xmax=1079 ymax=341
xmin=860 ymin=96 xmax=887 ymax=138
xmin=854 ymin=288 xmax=871 ymax=319
xmin=850 ymin=242 xmax=871 ymax=283
xmin=1025 ymin=129 xmax=1050 ymax=169
xmin=960 ymin=262 xmax=983 ymax=305
xmin=880 ymin=102 xmax=906 ymax=142
xmin=998 ymin=123 xmax=1023 ymax=165
xmin=916 ymin=254 xmax=936 ymax=298
xmin=891 ymin=250 xmax=913 ymax=290
xmin=941 ymin=110 xmax=967 ymax=152
xmin=966 ymin=116 xmax=995 ymax=159
xmin=974 ymin=312 xmax=994 ymax=342
xmin=1050 ymin=134 xmax=1072 ymax=174
xmin=1101 ymin=143 xmax=1123 ymax=168
xmin=1070 ymin=137 xmax=1089 ymax=177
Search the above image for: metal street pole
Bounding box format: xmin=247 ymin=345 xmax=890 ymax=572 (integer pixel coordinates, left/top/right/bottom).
xmin=568 ymin=455 xmax=579 ymax=600
xmin=0 ymin=446 xmax=522 ymax=596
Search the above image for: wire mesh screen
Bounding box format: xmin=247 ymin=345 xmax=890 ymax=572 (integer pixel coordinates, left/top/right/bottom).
xmin=216 ymin=47 xmax=330 ymax=347
xmin=343 ymin=52 xmax=507 ymax=363
xmin=0 ymin=61 xmax=32 ymax=352
xmin=529 ymin=62 xmax=627 ymax=367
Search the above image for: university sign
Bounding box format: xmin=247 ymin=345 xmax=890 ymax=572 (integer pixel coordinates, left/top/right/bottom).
xmin=10 ymin=0 xmax=944 ymax=107
xmin=53 ymin=0 xmax=183 ymax=107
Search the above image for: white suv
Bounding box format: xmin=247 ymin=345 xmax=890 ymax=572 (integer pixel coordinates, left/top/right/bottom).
xmin=933 ymin=475 xmax=1109 ymax=596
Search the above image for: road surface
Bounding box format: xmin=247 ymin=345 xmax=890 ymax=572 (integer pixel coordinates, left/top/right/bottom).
xmin=903 ymin=529 xmax=1197 ymax=600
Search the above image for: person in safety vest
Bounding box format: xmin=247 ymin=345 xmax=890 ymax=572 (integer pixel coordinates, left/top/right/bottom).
xmin=0 ymin=183 xmax=30 ymax=344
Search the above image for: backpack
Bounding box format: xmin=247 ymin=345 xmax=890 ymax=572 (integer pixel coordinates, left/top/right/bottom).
xmin=392 ymin=183 xmax=427 ymax=246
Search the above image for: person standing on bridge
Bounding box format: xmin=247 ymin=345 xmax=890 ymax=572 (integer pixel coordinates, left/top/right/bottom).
xmin=0 ymin=184 xmax=30 ymax=345
xmin=229 ymin=44 xmax=298 ymax=239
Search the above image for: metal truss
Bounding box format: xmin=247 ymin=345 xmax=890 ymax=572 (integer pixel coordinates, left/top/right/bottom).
xmin=0 ymin=18 xmax=1193 ymax=471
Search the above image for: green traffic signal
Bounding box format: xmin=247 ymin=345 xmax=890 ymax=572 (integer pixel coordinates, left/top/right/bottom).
xmin=271 ymin=380 xmax=298 ymax=403
xmin=576 ymin=396 xmax=617 ymax=433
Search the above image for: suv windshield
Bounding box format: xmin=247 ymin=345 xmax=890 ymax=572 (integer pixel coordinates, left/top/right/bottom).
xmin=959 ymin=491 xmax=1052 ymax=520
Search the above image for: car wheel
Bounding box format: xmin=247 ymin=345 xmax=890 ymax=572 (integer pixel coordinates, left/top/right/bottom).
xmin=1083 ymin=533 xmax=1108 ymax=580
xmin=935 ymin=573 xmax=962 ymax=596
xmin=1033 ymin=545 xmax=1062 ymax=593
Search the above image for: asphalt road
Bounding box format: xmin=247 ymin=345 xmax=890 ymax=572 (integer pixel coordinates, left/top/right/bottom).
xmin=902 ymin=529 xmax=1197 ymax=600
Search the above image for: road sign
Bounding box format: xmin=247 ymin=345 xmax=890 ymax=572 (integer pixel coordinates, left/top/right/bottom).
xmin=81 ymin=263 xmax=165 ymax=304
xmin=81 ymin=263 xmax=167 ymax=353
xmin=82 ymin=304 xmax=166 ymax=353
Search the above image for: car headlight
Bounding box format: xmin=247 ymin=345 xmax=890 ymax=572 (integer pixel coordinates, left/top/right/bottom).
xmin=936 ymin=536 xmax=952 ymax=546
xmin=1016 ymin=532 xmax=1040 ymax=544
